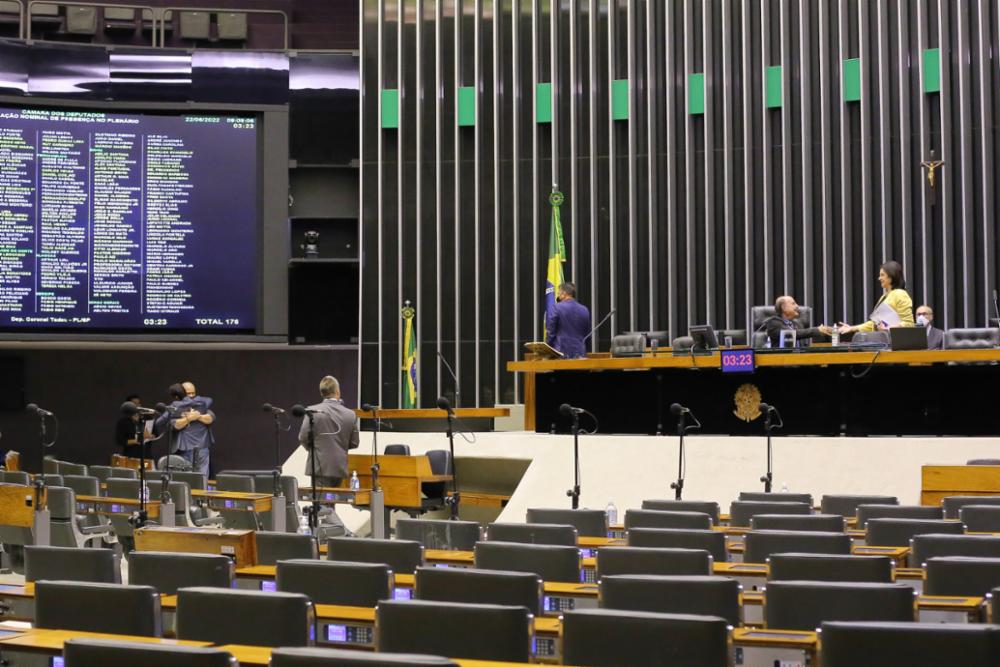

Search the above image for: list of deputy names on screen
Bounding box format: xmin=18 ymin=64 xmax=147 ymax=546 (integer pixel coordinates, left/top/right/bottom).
xmin=0 ymin=109 xmax=253 ymax=326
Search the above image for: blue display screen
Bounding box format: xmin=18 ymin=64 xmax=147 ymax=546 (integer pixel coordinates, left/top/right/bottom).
xmin=260 ymin=580 xmax=276 ymax=592
xmin=0 ymin=105 xmax=258 ymax=332
xmin=326 ymin=624 xmax=347 ymax=643
xmin=720 ymin=349 xmax=755 ymax=373
xmin=392 ymin=587 xmax=412 ymax=600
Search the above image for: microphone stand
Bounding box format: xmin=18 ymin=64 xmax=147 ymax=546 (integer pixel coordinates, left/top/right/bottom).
xmin=268 ymin=409 xmax=287 ymax=533
xmin=158 ymin=408 xmax=176 ymax=527
xmin=132 ymin=416 xmax=149 ymax=528
xmin=369 ymin=407 xmax=387 ymax=538
xmin=670 ymin=411 xmax=687 ymax=500
xmin=306 ymin=412 xmax=319 ymax=532
xmin=437 ymin=351 xmax=461 ymax=408
xmin=566 ymin=411 xmax=581 ymax=509
xmin=759 ymin=405 xmax=783 ymax=493
xmin=443 ymin=409 xmax=460 ymax=520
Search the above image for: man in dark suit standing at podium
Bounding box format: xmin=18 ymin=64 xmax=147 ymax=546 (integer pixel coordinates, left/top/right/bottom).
xmin=546 ymin=282 xmax=591 ymax=358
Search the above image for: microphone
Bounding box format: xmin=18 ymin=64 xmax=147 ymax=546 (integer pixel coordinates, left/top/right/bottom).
xmin=261 ymin=403 xmax=286 ymax=414
xmin=154 ymin=402 xmax=179 ymax=414
xmin=26 ymin=403 xmax=53 ymax=417
xmin=559 ymin=403 xmax=585 ymax=417
xmin=436 ymin=351 xmax=461 ymax=406
xmin=993 ymin=289 xmax=999 ymax=322
xmin=583 ymin=309 xmax=617 ymax=342
xmin=670 ymin=403 xmax=690 ymax=416
xmin=436 ymin=396 xmax=455 ymax=417
xmin=361 ymin=403 xmax=380 ymax=413
xmin=121 ymin=402 xmax=157 ymax=417
xmin=291 ymin=404 xmax=317 ymax=417
xmin=759 ymin=402 xmax=772 ymax=414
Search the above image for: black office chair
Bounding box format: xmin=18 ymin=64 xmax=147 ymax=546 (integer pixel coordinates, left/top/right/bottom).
xmin=48 ymin=486 xmax=112 ymax=549
xmin=910 ymin=534 xmax=1000 ymax=568
xmin=767 ymin=553 xmax=893 ymax=583
xmin=215 ymin=473 xmax=262 ymax=531
xmin=129 ymin=551 xmax=234 ymax=594
xmin=641 ymin=499 xmax=721 ymax=525
xmin=175 ymin=587 xmax=313 ymax=647
xmin=959 ymin=505 xmax=1000 ymax=533
xmin=414 ymin=566 xmax=543 ymax=615
xmin=599 ymin=574 xmax=741 ymax=626
xmin=943 ymin=496 xmax=1000 ymax=519
xmin=395 ymin=518 xmax=482 ymax=550
xmin=59 ymin=461 xmax=88 ymax=476
xmin=820 ymin=621 xmax=1000 ymax=667
xmin=865 ymin=518 xmax=964 ymax=547
xmin=105 ymin=477 xmax=146 ymax=551
xmin=0 ymin=470 xmax=30 ymax=485
xmin=743 ymin=530 xmax=852 ymax=564
xmin=270 ymin=647 xmax=458 ymax=666
xmin=739 ymin=491 xmax=814 ymax=505
xmin=526 ymin=508 xmax=608 ymax=537
xmin=750 ymin=305 xmax=813 ymax=348
xmin=63 ymin=639 xmax=237 ymax=667
xmin=277 ymin=559 xmax=393 ymax=606
xmin=257 ymin=531 xmax=319 ymax=565
xmin=944 ymin=328 xmax=1000 ymax=349
xmin=764 ymin=581 xmax=916 ymax=631
xmin=326 ymin=537 xmax=424 ymax=574
xmin=624 ymin=509 xmax=712 ymax=531
xmin=25 ymin=545 xmax=121 ymax=583
xmin=87 ymin=465 xmax=115 ymax=483
xmin=820 ymin=494 xmax=899 ymax=518
xmin=595 ymin=546 xmax=712 ymax=578
xmin=38 ymin=473 xmax=63 ymax=486
xmin=627 ymin=528 xmax=728 ymax=563
xmin=384 ymin=444 xmax=411 ymax=456
xmin=610 ymin=333 xmax=647 ymax=357
xmin=856 ymin=504 xmax=943 ymax=527
xmin=925 ymin=556 xmax=1000 ymax=597
xmin=35 ymin=580 xmax=161 ymax=637
xmin=562 ymin=609 xmax=731 ymax=667
xmin=750 ymin=514 xmax=845 ymax=532
xmin=729 ymin=500 xmax=812 ymax=527
xmin=473 ymin=541 xmax=581 ymax=583
xmin=170 ymin=470 xmax=207 ymax=489
xmin=375 ymin=600 xmax=532 ymax=663
xmin=486 ymin=522 xmax=578 ymax=546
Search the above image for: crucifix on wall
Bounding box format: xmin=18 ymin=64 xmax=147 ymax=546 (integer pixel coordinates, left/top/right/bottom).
xmin=921 ymin=149 xmax=945 ymax=207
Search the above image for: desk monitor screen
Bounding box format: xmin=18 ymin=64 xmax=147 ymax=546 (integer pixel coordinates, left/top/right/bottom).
xmin=689 ymin=325 xmax=719 ymax=352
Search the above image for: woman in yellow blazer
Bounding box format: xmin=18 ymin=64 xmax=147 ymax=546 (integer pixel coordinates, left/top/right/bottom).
xmin=838 ymin=260 xmax=915 ymax=335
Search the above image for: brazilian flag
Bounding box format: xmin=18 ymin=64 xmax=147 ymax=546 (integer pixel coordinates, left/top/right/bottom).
xmin=401 ymin=303 xmax=417 ymax=408
xmin=544 ymin=188 xmax=566 ymax=337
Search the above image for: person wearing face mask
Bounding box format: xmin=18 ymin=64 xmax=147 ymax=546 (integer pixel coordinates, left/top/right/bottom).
xmin=916 ymin=304 xmax=944 ymax=350
xmin=545 ymin=282 xmax=592 ymax=359
xmin=838 ymin=260 xmax=914 ymax=336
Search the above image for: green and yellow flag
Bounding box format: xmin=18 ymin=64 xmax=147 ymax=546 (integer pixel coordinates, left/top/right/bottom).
xmin=401 ymin=302 xmax=418 ymax=408
xmin=544 ymin=188 xmax=566 ymax=337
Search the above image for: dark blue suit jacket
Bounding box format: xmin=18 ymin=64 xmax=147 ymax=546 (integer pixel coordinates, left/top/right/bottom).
xmin=546 ymin=298 xmax=592 ymax=358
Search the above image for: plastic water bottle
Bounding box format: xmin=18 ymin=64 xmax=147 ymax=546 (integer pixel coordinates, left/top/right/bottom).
xmin=349 ymin=470 xmax=360 ymax=491
xmin=764 ymin=335 xmax=772 ymax=349
xmin=831 ymin=325 xmax=840 ymax=347
xmin=605 ymin=501 xmax=618 ymax=527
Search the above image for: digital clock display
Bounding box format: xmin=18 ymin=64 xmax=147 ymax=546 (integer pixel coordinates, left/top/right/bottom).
xmin=720 ymin=349 xmax=755 ymax=373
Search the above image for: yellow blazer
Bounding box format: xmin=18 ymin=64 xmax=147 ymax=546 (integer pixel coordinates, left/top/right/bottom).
xmin=857 ymin=288 xmax=914 ymax=332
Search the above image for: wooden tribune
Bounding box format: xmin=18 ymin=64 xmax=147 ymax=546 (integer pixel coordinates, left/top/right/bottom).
xmin=347 ymin=454 xmax=452 ymax=509
xmin=921 ymin=465 xmax=1000 ymax=506
xmin=134 ymin=526 xmax=257 ymax=567
xmin=0 ymin=484 xmax=45 ymax=528
xmin=110 ymin=453 xmax=153 ymax=470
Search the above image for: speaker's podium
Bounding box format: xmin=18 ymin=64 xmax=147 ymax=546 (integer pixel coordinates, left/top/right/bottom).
xmin=347 ymin=453 xmax=453 ymax=512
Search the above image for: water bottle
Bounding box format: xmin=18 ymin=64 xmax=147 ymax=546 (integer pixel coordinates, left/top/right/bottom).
xmin=605 ymin=501 xmax=618 ymax=527
xmin=831 ymin=324 xmax=840 ymax=347
xmin=764 ymin=335 xmax=772 ymax=349
xmin=781 ymin=482 xmax=789 ymax=493
xmin=299 ymin=514 xmax=311 ymax=535
xmin=349 ymin=470 xmax=360 ymax=491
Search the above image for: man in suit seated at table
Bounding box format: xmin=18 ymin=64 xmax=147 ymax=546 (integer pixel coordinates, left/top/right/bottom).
xmin=765 ymin=296 xmax=834 ymax=348
xmin=916 ymin=304 xmax=944 ymax=350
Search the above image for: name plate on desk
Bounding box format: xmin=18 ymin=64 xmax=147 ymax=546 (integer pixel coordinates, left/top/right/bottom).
xmin=720 ymin=349 xmax=755 ymax=373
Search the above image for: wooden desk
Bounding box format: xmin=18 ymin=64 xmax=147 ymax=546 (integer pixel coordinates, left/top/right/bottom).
xmin=220 ymin=643 xmax=561 ymax=667
xmin=298 ymin=487 xmax=371 ymax=506
xmin=509 ymin=349 xmax=1000 ymax=433
xmin=76 ymin=494 xmax=161 ymax=519
xmin=0 ymin=627 xmax=211 ymax=657
xmin=731 ymin=628 xmax=818 ymax=667
xmin=921 ymin=465 xmax=1000 ymax=505
xmin=917 ymin=595 xmax=985 ymax=623
xmin=191 ymin=489 xmax=273 ymax=513
xmin=347 ymin=454 xmax=452 ymax=510
xmin=110 ymin=453 xmax=153 ymax=470
xmin=134 ymin=526 xmax=257 ymax=567
xmin=0 ymin=583 xmax=35 ymax=621
xmin=0 ymin=484 xmax=46 ymax=528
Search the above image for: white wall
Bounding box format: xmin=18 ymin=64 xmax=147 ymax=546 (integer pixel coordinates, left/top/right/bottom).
xmin=283 ymin=432 xmax=1000 ymax=531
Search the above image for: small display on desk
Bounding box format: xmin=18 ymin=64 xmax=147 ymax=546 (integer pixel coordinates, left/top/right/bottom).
xmin=393 ymin=587 xmax=412 ymax=600
xmin=720 ymin=349 xmax=755 ymax=373
xmin=110 ymin=503 xmax=122 ymax=513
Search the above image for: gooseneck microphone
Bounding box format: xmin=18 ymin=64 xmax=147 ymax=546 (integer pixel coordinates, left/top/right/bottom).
xmin=261 ymin=403 xmax=286 ymax=414
xmin=670 ymin=403 xmax=689 ymax=416
xmin=291 ymin=404 xmax=308 ymax=417
xmin=361 ymin=403 xmax=379 ymax=414
xmin=26 ymin=403 xmax=54 ymax=417
xmin=559 ymin=403 xmax=585 ymax=417
xmin=121 ymin=402 xmax=157 ymax=416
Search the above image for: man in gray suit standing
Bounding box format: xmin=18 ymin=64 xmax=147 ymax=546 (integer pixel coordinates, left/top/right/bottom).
xmin=299 ymin=375 xmax=359 ymax=536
